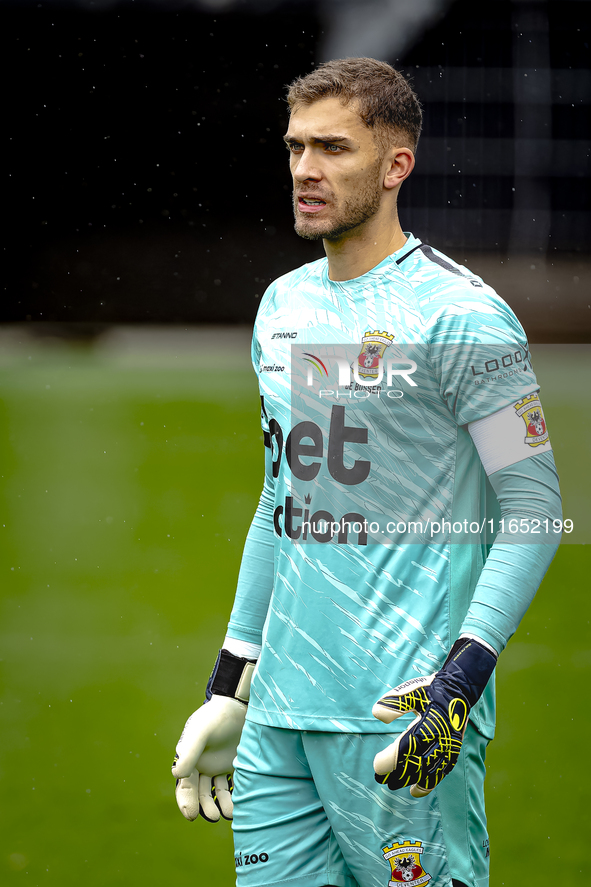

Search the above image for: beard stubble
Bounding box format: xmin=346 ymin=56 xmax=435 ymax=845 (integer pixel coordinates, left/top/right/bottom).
xmin=293 ymin=156 xmax=384 ymax=242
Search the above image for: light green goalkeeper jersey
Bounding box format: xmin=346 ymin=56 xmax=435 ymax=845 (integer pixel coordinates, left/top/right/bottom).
xmin=227 ymin=233 xmax=541 ymax=739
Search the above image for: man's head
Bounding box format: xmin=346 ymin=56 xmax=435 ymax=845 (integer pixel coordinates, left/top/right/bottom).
xmin=286 ymin=57 xmax=422 ymax=156
xmin=284 ymin=59 xmax=421 ymax=243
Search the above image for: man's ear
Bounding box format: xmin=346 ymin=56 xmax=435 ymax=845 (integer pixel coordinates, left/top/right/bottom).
xmin=383 ymin=147 xmax=415 ymax=190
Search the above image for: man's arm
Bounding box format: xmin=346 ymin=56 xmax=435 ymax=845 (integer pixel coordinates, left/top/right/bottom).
xmin=373 ymin=398 xmax=561 ymax=796
xmin=224 ymin=434 xmax=276 ymax=653
xmin=460 ymin=444 xmax=562 ymax=655
xmin=171 ymin=420 xmax=276 ymax=821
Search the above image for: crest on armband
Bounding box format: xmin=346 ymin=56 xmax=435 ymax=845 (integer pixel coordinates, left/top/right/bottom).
xmin=382 ymin=839 xmax=432 ymax=886
xmin=513 ymin=394 xmax=549 ymax=447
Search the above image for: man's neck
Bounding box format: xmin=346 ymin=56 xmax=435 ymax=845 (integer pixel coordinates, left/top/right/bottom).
xmin=324 ymin=216 xmax=408 ymax=282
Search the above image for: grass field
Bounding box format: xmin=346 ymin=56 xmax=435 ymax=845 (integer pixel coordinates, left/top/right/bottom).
xmin=1 ymin=328 xmax=589 ymax=885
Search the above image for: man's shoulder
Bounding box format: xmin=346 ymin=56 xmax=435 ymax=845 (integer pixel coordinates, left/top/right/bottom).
xmin=267 ymin=256 xmax=327 ymax=295
xmin=401 ymin=239 xmax=517 ymax=309
xmin=396 ymin=237 xmax=526 ymax=342
xmin=398 ymin=241 xmax=495 ymax=299
xmin=253 ymin=257 xmax=329 ymax=343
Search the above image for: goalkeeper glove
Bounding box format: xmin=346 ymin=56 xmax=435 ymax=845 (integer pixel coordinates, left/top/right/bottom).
xmin=372 ymin=637 xmax=497 ymax=798
xmin=172 ymin=649 xmax=256 ymax=822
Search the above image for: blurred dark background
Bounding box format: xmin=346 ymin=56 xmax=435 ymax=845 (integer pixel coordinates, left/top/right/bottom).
xmin=2 ymin=0 xmax=590 ymax=340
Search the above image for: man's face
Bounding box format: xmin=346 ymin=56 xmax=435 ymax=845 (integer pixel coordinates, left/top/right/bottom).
xmin=284 ymin=97 xmax=385 ymax=241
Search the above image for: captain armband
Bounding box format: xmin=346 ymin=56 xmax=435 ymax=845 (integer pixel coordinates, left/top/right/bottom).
xmin=468 ymin=391 xmax=552 ymax=476
xmin=205 ymin=649 xmax=257 ymax=705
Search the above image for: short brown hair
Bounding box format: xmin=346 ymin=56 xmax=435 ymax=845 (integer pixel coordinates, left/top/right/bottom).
xmin=286 ymin=58 xmax=422 ymax=154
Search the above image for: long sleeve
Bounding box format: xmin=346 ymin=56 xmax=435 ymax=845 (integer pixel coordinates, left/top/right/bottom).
xmin=225 ymin=422 xmax=276 ymax=648
xmin=460 ymin=449 xmax=562 ymax=654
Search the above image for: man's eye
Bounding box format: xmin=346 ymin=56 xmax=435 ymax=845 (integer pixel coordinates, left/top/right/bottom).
xmin=326 ymin=145 xmax=342 ymax=152
xmin=287 ymin=143 xmax=303 ymax=152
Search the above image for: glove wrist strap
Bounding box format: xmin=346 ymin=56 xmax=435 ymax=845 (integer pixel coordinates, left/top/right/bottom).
xmin=441 ymin=637 xmax=498 ymax=707
xmin=206 ymin=649 xmax=257 ymax=704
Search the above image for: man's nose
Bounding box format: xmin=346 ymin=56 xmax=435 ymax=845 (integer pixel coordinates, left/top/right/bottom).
xmin=293 ymin=148 xmax=322 ymax=182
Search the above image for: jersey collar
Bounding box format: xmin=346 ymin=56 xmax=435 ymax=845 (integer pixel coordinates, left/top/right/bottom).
xmin=321 ymin=232 xmax=423 ymax=288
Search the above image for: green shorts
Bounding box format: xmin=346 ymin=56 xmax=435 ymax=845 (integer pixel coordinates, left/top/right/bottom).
xmin=232 ymin=720 xmax=490 ymax=887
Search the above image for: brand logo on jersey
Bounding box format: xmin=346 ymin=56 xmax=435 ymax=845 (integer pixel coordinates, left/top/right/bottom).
xmin=382 ymin=840 xmax=431 ymax=886
xmin=470 ymin=348 xmax=531 ymax=384
xmin=274 ymin=492 xmax=373 ymax=546
xmin=513 ymin=394 xmax=549 ymax=446
xmin=357 ymin=330 xmax=396 ymax=381
xmin=271 ymin=332 xmax=298 ymax=339
xmin=235 ymin=851 xmax=269 ymax=868
xmin=268 ymin=405 xmax=370 ymax=485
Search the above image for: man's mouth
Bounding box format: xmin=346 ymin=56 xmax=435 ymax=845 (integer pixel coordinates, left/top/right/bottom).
xmin=298 ymin=196 xmax=327 ymax=213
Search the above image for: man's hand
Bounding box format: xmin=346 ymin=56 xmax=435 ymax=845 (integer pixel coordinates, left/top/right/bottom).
xmin=172 ymin=695 xmax=247 ymax=821
xmin=372 ymin=637 xmax=497 ymax=798
xmin=172 ymin=648 xmax=256 ymax=822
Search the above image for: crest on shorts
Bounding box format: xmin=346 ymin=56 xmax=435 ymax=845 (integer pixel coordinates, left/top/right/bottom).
xmin=382 ymin=840 xmax=432 ymax=886
xmin=356 ymin=330 xmax=395 ymax=380
xmin=513 ymin=393 xmax=549 ymax=447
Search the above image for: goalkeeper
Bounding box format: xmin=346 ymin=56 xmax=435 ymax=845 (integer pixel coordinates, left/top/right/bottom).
xmin=172 ymin=58 xmax=561 ymax=887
